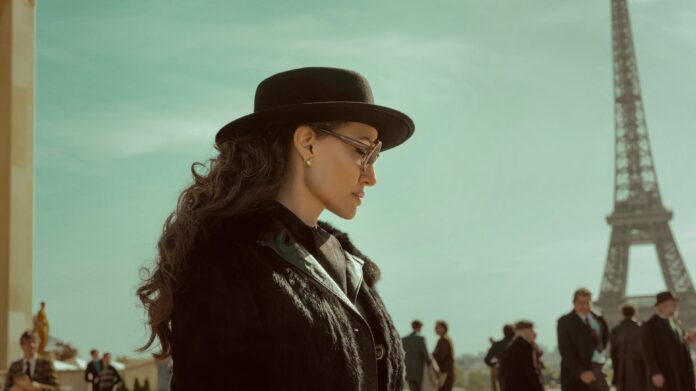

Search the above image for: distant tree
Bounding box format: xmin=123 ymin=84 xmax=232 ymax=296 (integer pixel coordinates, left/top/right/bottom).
xmin=133 ymin=377 xmax=142 ymax=391
xmin=454 ymin=366 xmax=466 ymax=388
xmin=142 ymin=378 xmax=151 ymax=391
xmin=466 ymin=370 xmax=490 ymax=391
xmin=543 ymin=366 xmax=560 ymax=384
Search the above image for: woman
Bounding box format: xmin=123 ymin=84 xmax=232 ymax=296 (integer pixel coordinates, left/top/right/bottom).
xmin=137 ymin=67 xmax=415 ymax=390
xmin=433 ymin=320 xmax=456 ymax=391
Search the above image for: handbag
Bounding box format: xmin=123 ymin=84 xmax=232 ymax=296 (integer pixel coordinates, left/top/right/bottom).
xmin=421 ymin=356 xmax=448 ymax=391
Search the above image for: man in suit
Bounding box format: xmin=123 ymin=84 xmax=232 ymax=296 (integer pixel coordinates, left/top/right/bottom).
xmin=641 ymin=291 xmax=695 ymax=391
xmin=3 ymin=330 xmax=59 ymax=391
xmin=500 ymin=320 xmax=545 ymax=391
xmin=485 ymin=324 xmax=515 ymax=391
xmin=610 ymin=303 xmax=646 ymax=391
xmin=402 ymin=320 xmax=431 ymax=391
xmin=557 ymin=288 xmax=609 ymax=391
xmin=84 ymin=349 xmax=102 ymax=391
xmin=432 ymin=320 xmax=455 ymax=391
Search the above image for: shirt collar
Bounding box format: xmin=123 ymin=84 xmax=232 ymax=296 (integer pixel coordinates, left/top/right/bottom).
xmin=656 ymin=311 xmax=671 ymax=319
xmin=270 ymin=202 xmax=319 ymax=251
xmin=575 ymin=311 xmax=590 ymax=321
xmin=23 ymin=356 xmax=37 ymax=370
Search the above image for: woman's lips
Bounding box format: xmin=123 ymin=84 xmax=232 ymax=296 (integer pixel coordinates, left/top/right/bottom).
xmin=352 ymin=192 xmax=364 ymax=205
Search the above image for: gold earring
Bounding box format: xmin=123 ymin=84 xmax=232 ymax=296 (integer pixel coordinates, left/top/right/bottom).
xmin=305 ymin=159 xmax=313 ymax=167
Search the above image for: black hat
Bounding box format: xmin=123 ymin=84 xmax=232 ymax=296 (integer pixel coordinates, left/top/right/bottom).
xmin=655 ymin=291 xmax=679 ymax=306
xmin=215 ymin=67 xmax=415 ymax=151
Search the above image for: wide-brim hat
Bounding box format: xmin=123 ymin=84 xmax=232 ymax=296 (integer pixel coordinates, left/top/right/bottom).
xmin=215 ymin=67 xmax=415 ymax=151
xmin=655 ymin=291 xmax=679 ymax=306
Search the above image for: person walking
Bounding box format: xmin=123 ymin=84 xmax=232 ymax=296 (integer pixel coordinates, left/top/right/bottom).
xmin=557 ymin=288 xmax=610 ymax=391
xmin=3 ymin=331 xmax=59 ymax=391
xmin=432 ymin=320 xmax=455 ymax=391
xmin=95 ymin=353 xmax=122 ymax=391
xmin=485 ymin=324 xmax=515 ymax=391
xmin=609 ymin=304 xmax=646 ymax=391
xmin=641 ymin=291 xmax=695 ymax=391
xmin=500 ymin=321 xmax=545 ymax=391
xmin=402 ymin=320 xmax=431 ymax=391
xmin=84 ymin=349 xmax=102 ymax=391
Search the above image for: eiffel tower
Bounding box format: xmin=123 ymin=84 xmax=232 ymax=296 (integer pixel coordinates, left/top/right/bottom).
xmin=596 ymin=0 xmax=696 ymax=327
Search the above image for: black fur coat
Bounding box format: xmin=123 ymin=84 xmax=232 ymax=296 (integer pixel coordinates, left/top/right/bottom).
xmin=169 ymin=209 xmax=405 ymax=391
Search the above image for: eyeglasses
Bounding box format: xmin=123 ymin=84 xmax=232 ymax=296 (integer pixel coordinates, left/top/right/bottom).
xmin=312 ymin=126 xmax=382 ymax=171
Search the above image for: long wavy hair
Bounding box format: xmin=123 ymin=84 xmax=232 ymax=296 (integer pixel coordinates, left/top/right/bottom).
xmin=136 ymin=121 xmax=335 ymax=359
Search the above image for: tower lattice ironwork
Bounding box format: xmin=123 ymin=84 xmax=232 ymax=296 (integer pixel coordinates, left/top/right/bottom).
xmin=596 ymin=0 xmax=696 ymax=327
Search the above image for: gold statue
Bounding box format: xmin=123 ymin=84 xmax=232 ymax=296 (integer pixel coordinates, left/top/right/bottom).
xmin=34 ymin=301 xmax=50 ymax=355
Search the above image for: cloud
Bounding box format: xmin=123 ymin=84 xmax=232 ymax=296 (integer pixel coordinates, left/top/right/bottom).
xmin=38 ymin=105 xmax=220 ymax=168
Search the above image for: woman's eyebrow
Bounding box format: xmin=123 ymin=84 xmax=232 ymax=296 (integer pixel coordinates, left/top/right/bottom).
xmin=359 ymin=136 xmax=377 ymax=144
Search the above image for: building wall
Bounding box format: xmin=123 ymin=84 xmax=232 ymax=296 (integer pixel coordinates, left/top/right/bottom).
xmin=0 ymin=0 xmax=36 ymax=370
xmin=56 ymin=369 xmax=88 ymax=391
xmin=122 ymin=359 xmax=159 ymax=390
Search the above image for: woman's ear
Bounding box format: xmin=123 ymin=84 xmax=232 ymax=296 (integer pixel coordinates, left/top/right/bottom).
xmin=293 ymin=125 xmax=316 ymax=160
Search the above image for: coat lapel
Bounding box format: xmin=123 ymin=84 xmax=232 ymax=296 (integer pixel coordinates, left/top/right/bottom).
xmin=257 ymin=220 xmax=365 ymax=319
xmin=345 ymin=251 xmax=365 ymax=303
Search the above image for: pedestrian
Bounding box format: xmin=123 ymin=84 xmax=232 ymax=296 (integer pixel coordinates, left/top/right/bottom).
xmin=432 ymin=320 xmax=455 ymax=391
xmin=402 ymin=320 xmax=431 ymax=391
xmin=557 ymin=288 xmax=610 ymax=391
xmin=485 ymin=324 xmax=515 ymax=391
xmin=2 ymin=331 xmax=59 ymax=391
xmin=641 ymin=291 xmax=695 ymax=391
xmin=500 ymin=320 xmax=545 ymax=391
xmin=95 ymin=353 xmax=122 ymax=391
xmin=609 ymin=303 xmax=646 ymax=391
xmin=84 ymin=349 xmax=102 ymax=391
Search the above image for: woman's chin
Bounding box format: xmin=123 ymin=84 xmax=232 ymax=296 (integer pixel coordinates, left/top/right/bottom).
xmin=327 ymin=204 xmax=358 ymax=220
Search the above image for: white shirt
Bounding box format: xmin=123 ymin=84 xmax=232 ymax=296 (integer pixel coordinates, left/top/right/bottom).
xmin=22 ymin=356 xmax=37 ymax=378
xmin=577 ymin=312 xmax=606 ymax=364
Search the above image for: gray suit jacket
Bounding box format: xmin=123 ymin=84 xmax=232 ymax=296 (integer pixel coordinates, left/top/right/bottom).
xmin=402 ymin=332 xmax=430 ymax=382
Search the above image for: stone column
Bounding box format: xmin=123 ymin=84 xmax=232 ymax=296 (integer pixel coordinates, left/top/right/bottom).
xmin=0 ymin=0 xmax=35 ymax=369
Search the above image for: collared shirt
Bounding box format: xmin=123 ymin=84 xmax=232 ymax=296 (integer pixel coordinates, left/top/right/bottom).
xmin=577 ymin=312 xmax=606 ymax=364
xmin=22 ymin=356 xmax=37 ymax=378
xmin=657 ymin=312 xmax=684 ymax=342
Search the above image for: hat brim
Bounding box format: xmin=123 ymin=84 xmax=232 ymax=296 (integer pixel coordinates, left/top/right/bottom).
xmin=215 ymin=102 xmax=415 ymax=151
xmin=655 ymin=296 xmax=680 ymax=306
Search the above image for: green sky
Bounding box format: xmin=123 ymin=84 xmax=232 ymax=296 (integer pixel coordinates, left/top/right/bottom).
xmin=34 ymin=0 xmax=696 ymax=358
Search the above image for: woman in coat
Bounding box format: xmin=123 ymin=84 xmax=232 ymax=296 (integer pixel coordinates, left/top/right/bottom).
xmin=136 ymin=67 xmax=415 ymax=391
xmin=433 ymin=320 xmax=455 ymax=391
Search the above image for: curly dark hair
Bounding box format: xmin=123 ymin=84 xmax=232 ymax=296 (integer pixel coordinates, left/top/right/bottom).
xmin=136 ymin=121 xmax=337 ymax=358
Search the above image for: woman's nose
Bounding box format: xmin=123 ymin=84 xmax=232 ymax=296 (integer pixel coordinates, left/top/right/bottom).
xmin=361 ymin=164 xmax=377 ymax=187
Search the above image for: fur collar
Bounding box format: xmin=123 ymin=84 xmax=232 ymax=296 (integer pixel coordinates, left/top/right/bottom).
xmin=318 ymin=221 xmax=382 ymax=286
xmin=208 ymin=212 xmax=382 ymax=287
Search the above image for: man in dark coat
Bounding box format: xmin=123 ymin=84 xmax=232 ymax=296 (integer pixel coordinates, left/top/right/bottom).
xmin=169 ymin=205 xmax=405 ymax=391
xmin=485 ymin=324 xmax=515 ymax=391
xmin=84 ymin=349 xmax=102 ymax=391
xmin=402 ymin=320 xmax=431 ymax=391
xmin=640 ymin=291 xmax=695 ymax=391
xmin=500 ymin=320 xmax=545 ymax=391
xmin=610 ymin=303 xmax=646 ymax=391
xmin=432 ymin=320 xmax=455 ymax=391
xmin=3 ymin=331 xmax=59 ymax=391
xmin=557 ymin=288 xmax=610 ymax=391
